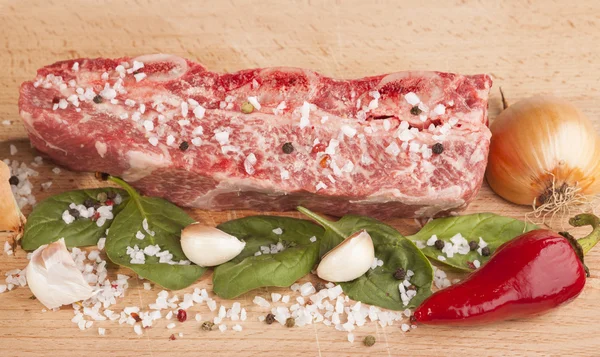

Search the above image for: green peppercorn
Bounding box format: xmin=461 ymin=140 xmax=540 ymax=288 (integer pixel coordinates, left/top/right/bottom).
xmin=8 ymin=176 xmax=19 ymax=186
xmin=179 ymin=141 xmax=189 ymax=151
xmin=265 ymin=313 xmax=275 ymax=325
xmin=285 ymin=317 xmax=295 ymax=327
xmin=363 ymin=335 xmax=376 ymax=347
xmin=241 ymin=101 xmax=254 ymax=114
xmin=469 ymin=240 xmax=479 ymax=251
xmin=434 ymin=240 xmax=445 ymax=250
xmin=481 ymin=246 xmax=491 ymax=256
xmin=432 ymin=143 xmax=444 ymax=154
xmin=393 ymin=268 xmax=406 ymax=280
xmin=410 ymin=106 xmax=422 ymax=115
xmin=282 ymin=142 xmax=294 ymax=154
xmin=97 ymin=192 xmax=108 ymax=203
xmin=93 ymin=95 xmax=103 ymax=104
xmin=201 ymin=321 xmax=214 ymax=331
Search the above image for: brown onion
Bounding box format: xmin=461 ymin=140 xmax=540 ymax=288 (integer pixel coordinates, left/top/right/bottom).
xmin=486 ymin=95 xmax=600 ymax=211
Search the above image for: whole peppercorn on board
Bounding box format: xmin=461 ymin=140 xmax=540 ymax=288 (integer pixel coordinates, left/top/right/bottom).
xmin=1 ymin=1 xmax=600 ymax=357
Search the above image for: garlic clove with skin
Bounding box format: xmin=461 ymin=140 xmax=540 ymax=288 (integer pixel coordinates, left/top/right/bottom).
xmin=180 ymin=224 xmax=246 ymax=267
xmin=26 ymin=238 xmax=95 ymax=309
xmin=317 ymin=230 xmax=375 ymax=283
xmin=0 ymin=161 xmax=26 ymax=240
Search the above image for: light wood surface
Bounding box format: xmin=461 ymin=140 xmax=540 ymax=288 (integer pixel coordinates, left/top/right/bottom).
xmin=1 ymin=1 xmax=600 ymax=356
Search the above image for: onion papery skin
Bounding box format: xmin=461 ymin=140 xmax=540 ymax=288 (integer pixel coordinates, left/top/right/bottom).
xmin=486 ymin=96 xmax=600 ymax=205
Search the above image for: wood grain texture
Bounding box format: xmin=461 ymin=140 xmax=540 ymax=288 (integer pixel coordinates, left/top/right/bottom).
xmin=1 ymin=0 xmax=600 ymax=356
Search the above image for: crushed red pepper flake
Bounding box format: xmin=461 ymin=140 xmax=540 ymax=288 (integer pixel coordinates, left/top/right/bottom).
xmin=319 ymin=154 xmax=331 ymax=168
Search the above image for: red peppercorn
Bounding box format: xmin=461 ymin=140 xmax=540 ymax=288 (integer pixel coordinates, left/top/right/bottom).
xmin=104 ymin=199 xmax=114 ymax=206
xmin=311 ymin=143 xmax=326 ymax=154
xmin=91 ymin=212 xmax=100 ymax=221
xmin=169 ymin=334 xmax=177 ymax=341
xmin=177 ymin=309 xmax=187 ymax=322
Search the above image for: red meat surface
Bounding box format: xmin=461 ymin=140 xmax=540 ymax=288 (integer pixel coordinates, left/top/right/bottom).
xmin=19 ymin=54 xmax=492 ymax=218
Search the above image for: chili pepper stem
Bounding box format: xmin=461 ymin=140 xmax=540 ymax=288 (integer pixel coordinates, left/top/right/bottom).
xmin=570 ymin=214 xmax=600 ymax=255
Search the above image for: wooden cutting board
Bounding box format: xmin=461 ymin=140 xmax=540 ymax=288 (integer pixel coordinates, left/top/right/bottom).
xmin=1 ymin=1 xmax=600 ymax=356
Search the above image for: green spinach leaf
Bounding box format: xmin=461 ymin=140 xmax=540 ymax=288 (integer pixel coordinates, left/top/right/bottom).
xmin=298 ymin=207 xmax=433 ymax=310
xmin=21 ymin=188 xmax=129 ymax=251
xmin=105 ymin=177 xmax=206 ymax=290
xmin=407 ymin=213 xmax=538 ymax=271
xmin=213 ymin=216 xmax=323 ymax=299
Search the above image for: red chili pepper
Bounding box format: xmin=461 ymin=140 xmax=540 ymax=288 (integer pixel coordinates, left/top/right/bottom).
xmin=413 ymin=214 xmax=600 ymax=325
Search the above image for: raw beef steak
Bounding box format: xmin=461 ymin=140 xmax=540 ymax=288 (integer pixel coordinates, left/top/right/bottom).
xmin=19 ymin=54 xmax=492 ymax=218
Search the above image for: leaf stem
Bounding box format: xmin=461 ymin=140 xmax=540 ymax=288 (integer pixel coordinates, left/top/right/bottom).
xmin=296 ymin=206 xmax=347 ymax=239
xmin=108 ymin=176 xmax=139 ymax=199
xmin=570 ymin=214 xmax=600 ymax=255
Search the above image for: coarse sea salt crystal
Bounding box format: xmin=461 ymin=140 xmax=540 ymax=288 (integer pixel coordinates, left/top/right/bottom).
xmin=473 ymin=260 xmax=481 ymax=268
xmin=9 ymin=145 xmax=17 ymax=156
xmin=191 ymin=138 xmax=202 ymax=146
xmin=404 ymin=92 xmax=420 ymax=105
xmin=247 ymin=96 xmax=261 ymax=110
xmin=315 ymin=181 xmax=327 ymax=191
xmin=437 ymin=255 xmax=446 ymax=261
xmin=426 ymin=235 xmax=438 ymax=246
xmin=341 ymin=125 xmax=357 ymax=138
xmin=148 ymin=137 xmax=158 ymax=146
xmin=166 ymin=135 xmax=175 ymax=146
xmin=385 ymin=142 xmax=400 ymax=156
xmin=299 ymin=101 xmax=311 ymax=128
xmin=309 ymin=236 xmax=317 ymax=243
xmin=134 ymin=73 xmax=147 ymax=82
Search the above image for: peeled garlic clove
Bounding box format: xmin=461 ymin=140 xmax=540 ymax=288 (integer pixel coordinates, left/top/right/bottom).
xmin=26 ymin=238 xmax=95 ymax=309
xmin=180 ymin=224 xmax=246 ymax=267
xmin=0 ymin=161 xmax=26 ymax=240
xmin=317 ymin=230 xmax=375 ymax=283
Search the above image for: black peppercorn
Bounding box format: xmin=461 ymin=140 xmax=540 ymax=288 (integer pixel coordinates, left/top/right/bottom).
xmin=106 ymin=191 xmax=117 ymax=200
xmin=95 ymin=172 xmax=109 ymax=181
xmin=315 ymin=282 xmax=326 ymax=292
xmin=410 ymin=106 xmax=422 ymax=115
xmin=282 ymin=142 xmax=294 ymax=154
xmin=393 ymin=268 xmax=406 ymax=280
xmin=8 ymin=175 xmax=19 ymax=186
xmin=83 ymin=198 xmax=96 ymax=208
xmin=179 ymin=141 xmax=189 ymax=151
xmin=265 ymin=313 xmax=275 ymax=325
xmin=469 ymin=240 xmax=479 ymax=251
xmin=481 ymin=246 xmax=491 ymax=256
xmin=68 ymin=208 xmax=80 ymax=219
xmin=432 ymin=143 xmax=444 ymax=154
xmin=93 ymin=95 xmax=103 ymax=104
xmin=434 ymin=239 xmax=445 ymax=250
